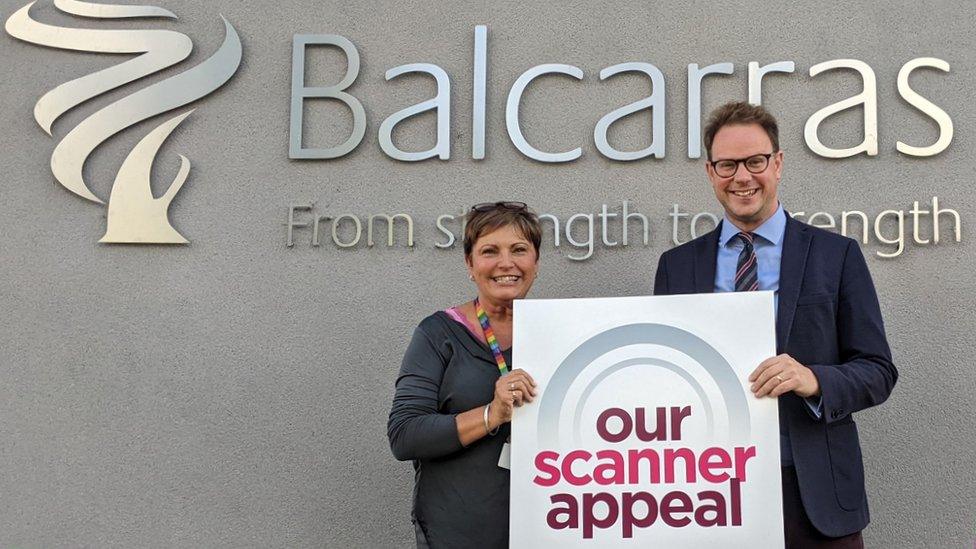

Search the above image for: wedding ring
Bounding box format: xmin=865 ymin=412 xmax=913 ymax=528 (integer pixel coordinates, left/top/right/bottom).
xmin=774 ymin=375 xmax=784 ymax=383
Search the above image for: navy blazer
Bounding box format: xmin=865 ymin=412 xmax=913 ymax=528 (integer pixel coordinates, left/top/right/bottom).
xmin=653 ymin=215 xmax=897 ymax=537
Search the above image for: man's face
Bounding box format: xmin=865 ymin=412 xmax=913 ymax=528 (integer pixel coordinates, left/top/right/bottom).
xmin=706 ymin=123 xmax=783 ymax=232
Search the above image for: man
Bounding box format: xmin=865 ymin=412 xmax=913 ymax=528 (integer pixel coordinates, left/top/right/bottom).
xmin=654 ymin=102 xmax=897 ymax=548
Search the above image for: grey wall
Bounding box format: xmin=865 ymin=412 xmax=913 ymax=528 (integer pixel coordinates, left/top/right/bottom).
xmin=1 ymin=0 xmax=973 ymax=547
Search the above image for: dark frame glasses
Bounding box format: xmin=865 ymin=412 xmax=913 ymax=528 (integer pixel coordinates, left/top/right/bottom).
xmin=709 ymin=153 xmax=775 ymax=178
xmin=470 ymin=201 xmax=528 ymax=212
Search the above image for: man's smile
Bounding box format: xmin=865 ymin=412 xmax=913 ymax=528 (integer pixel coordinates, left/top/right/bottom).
xmin=730 ymin=188 xmax=759 ymax=198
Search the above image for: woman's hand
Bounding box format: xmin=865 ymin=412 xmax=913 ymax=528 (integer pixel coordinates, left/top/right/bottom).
xmin=488 ymin=369 xmax=537 ymax=430
xmin=456 ymin=369 xmax=538 ymax=445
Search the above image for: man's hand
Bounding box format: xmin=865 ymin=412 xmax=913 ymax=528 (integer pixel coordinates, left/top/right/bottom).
xmin=749 ymin=354 xmax=821 ymax=398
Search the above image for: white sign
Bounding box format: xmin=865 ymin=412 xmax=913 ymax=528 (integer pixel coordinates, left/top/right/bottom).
xmin=511 ymin=293 xmax=783 ymax=548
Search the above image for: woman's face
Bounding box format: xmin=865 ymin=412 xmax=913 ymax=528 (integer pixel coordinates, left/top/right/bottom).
xmin=466 ymin=224 xmax=539 ymax=304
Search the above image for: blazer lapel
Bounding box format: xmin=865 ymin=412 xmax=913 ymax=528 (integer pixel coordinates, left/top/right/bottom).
xmin=776 ymin=216 xmax=812 ymax=350
xmin=694 ymin=223 xmax=721 ymax=293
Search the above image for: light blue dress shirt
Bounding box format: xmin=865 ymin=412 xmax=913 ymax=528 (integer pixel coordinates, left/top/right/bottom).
xmin=715 ymin=204 xmax=786 ymax=302
xmin=714 ymin=204 xmax=821 ymax=465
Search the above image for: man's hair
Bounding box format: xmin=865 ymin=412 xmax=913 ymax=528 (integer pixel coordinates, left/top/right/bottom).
xmin=702 ymin=102 xmax=780 ymax=160
xmin=463 ymin=206 xmax=542 ymax=259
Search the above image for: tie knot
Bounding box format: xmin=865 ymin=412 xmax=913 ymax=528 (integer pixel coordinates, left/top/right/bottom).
xmin=735 ymin=232 xmax=756 ymax=247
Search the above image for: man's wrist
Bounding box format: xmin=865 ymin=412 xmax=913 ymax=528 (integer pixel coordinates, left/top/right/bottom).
xmin=797 ymin=366 xmax=821 ymax=398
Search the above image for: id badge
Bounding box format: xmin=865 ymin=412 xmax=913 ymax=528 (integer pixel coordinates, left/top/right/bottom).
xmin=497 ymin=441 xmax=511 ymax=469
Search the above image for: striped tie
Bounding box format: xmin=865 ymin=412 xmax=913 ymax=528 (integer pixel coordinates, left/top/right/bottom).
xmin=734 ymin=232 xmax=759 ymax=292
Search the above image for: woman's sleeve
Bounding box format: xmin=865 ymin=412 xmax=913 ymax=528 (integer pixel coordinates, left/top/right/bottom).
xmin=387 ymin=323 xmax=465 ymax=461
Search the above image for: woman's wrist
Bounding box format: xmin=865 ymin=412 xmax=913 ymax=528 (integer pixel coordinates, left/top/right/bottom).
xmin=487 ymin=399 xmax=507 ymax=431
xmin=484 ymin=403 xmax=500 ymax=435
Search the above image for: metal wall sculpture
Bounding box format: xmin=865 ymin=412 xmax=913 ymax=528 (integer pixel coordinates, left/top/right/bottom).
xmin=5 ymin=0 xmax=242 ymax=244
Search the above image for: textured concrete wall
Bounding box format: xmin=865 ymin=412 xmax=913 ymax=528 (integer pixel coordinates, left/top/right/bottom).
xmin=1 ymin=0 xmax=973 ymax=547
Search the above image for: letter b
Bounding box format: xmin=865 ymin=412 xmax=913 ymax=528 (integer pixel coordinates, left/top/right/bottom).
xmin=289 ymin=34 xmax=366 ymax=159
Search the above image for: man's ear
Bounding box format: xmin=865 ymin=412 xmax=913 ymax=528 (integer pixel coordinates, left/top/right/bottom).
xmin=705 ymin=159 xmax=718 ymax=181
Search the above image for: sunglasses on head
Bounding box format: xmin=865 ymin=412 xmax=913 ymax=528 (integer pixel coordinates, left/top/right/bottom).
xmin=470 ymin=201 xmax=528 ymax=212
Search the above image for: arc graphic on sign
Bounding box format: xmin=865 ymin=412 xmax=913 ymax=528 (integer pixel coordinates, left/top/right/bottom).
xmin=570 ymin=356 xmax=717 ymax=446
xmin=5 ymin=0 xmax=242 ymax=244
xmin=536 ymin=323 xmax=750 ymax=448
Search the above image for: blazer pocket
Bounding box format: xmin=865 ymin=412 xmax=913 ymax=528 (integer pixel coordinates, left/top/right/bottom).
xmin=826 ymin=420 xmax=865 ymax=511
xmin=796 ymin=292 xmax=835 ymax=307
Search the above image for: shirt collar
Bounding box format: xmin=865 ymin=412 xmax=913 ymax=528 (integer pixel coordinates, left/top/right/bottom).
xmin=719 ymin=203 xmax=786 ymax=247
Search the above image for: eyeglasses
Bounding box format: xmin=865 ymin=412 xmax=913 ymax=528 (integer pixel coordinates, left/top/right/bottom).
xmin=470 ymin=201 xmax=528 ymax=212
xmin=709 ymin=153 xmax=775 ymax=178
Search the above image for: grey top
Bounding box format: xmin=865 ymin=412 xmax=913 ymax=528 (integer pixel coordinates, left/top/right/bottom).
xmin=388 ymin=311 xmax=511 ymax=549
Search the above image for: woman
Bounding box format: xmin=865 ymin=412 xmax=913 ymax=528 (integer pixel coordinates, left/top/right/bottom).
xmin=388 ymin=202 xmax=541 ymax=548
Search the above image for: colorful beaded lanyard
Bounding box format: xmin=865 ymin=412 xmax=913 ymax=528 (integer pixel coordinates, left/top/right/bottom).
xmin=474 ymin=298 xmax=510 ymax=375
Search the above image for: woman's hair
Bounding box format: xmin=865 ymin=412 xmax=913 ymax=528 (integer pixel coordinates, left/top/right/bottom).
xmin=463 ymin=204 xmax=542 ymax=259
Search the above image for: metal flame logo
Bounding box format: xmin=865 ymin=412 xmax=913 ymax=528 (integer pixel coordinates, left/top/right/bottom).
xmin=5 ymin=0 xmax=242 ymax=244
